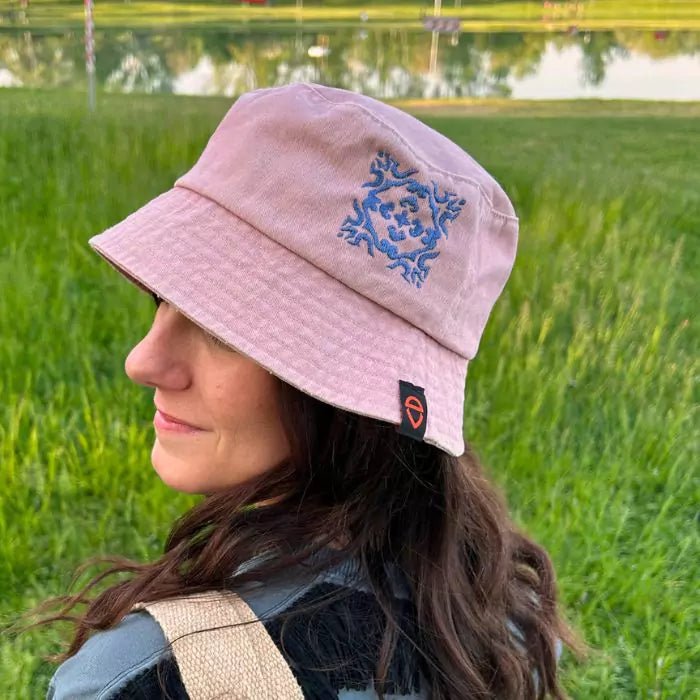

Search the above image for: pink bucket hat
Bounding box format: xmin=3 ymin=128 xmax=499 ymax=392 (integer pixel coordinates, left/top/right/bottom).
xmin=88 ymin=82 xmax=519 ymax=457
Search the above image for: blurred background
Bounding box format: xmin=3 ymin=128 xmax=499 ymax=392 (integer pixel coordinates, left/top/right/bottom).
xmin=1 ymin=1 xmax=698 ymax=698
xmin=1 ymin=0 xmax=700 ymax=99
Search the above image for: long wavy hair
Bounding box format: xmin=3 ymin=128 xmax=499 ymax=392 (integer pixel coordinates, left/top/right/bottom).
xmin=12 ymin=298 xmax=585 ymax=699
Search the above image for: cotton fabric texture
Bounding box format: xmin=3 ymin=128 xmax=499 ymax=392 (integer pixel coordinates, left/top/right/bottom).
xmin=87 ymin=81 xmax=519 ymax=457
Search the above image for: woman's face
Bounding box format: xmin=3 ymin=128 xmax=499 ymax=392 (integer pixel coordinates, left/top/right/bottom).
xmin=124 ymin=297 xmax=291 ymax=495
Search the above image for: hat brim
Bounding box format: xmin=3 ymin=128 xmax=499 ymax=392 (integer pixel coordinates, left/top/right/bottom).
xmin=89 ymin=185 xmax=467 ymax=456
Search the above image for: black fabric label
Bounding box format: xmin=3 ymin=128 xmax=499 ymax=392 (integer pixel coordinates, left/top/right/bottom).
xmin=396 ymin=380 xmax=428 ymax=442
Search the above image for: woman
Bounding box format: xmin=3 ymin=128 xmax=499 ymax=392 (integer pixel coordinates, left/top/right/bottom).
xmin=21 ymin=82 xmax=583 ymax=698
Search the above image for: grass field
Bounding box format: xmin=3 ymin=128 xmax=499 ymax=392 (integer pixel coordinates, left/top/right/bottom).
xmin=0 ymin=87 xmax=698 ymax=698
xmin=9 ymin=0 xmax=700 ymax=30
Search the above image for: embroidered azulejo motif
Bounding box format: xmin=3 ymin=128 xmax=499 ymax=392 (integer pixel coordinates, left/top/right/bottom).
xmin=337 ymin=150 xmax=467 ymax=289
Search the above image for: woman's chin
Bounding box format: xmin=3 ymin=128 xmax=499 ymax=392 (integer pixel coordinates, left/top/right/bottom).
xmin=150 ymin=443 xmax=209 ymax=494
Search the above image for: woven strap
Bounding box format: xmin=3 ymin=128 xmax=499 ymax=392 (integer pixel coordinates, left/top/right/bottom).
xmin=131 ymin=590 xmax=305 ymax=700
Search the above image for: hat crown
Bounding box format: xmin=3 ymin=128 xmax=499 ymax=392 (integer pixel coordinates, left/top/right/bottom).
xmin=174 ymin=82 xmax=518 ymax=360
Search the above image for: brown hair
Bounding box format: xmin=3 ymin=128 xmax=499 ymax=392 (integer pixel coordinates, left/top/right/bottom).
xmin=12 ymin=303 xmax=585 ymax=698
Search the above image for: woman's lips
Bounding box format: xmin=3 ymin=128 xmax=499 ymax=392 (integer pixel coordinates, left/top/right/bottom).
xmin=154 ymin=409 xmax=205 ymax=433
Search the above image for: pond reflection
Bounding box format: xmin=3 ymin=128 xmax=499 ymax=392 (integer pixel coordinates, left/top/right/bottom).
xmin=1 ymin=22 xmax=699 ymax=100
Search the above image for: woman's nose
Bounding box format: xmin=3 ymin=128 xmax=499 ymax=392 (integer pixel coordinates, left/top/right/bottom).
xmin=124 ymin=322 xmax=192 ymax=389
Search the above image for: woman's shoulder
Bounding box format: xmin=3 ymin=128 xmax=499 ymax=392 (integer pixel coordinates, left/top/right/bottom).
xmin=45 ymin=609 xmax=187 ymax=700
xmin=46 ymin=550 xmax=428 ymax=700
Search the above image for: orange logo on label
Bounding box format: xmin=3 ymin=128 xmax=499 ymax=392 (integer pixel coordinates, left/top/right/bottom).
xmin=404 ymin=394 xmax=425 ymax=430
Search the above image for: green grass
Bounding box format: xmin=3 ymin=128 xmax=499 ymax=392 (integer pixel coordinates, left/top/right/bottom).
xmin=8 ymin=0 xmax=700 ymax=30
xmin=0 ymin=87 xmax=698 ymax=698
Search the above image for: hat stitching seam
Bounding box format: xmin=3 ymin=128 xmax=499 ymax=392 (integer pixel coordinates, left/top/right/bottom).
xmin=303 ymin=83 xmax=518 ymax=224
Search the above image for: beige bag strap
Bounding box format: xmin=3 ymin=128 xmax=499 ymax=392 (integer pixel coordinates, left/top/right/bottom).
xmin=131 ymin=590 xmax=305 ymax=700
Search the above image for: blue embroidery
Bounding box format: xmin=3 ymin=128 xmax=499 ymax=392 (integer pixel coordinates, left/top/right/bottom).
xmin=337 ymin=150 xmax=466 ymax=289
